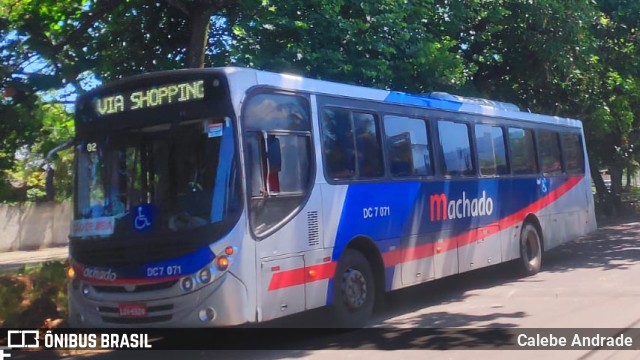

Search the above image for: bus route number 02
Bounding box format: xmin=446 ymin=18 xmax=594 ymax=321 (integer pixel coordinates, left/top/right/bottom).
xmin=362 ymin=206 xmax=391 ymax=219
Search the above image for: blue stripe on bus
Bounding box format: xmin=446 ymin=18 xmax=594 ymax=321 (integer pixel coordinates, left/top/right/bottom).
xmin=384 ymin=92 xmax=463 ymax=111
xmin=143 ymin=245 xmax=215 ymax=280
xmin=77 ymin=245 xmax=216 ymax=283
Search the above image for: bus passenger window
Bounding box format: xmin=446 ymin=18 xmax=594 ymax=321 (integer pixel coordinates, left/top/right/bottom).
xmin=538 ymin=130 xmax=563 ymax=176
xmin=561 ymin=132 xmax=585 ymax=174
xmin=322 ymin=108 xmax=384 ymax=180
xmin=353 ymin=113 xmax=384 ymax=178
xmin=438 ymin=120 xmax=474 ymax=176
xmin=322 ymin=108 xmax=356 ymax=179
xmin=508 ymin=128 xmax=538 ymax=175
xmin=475 ymin=124 xmax=508 ymax=176
xmin=384 ymin=115 xmax=433 ymax=177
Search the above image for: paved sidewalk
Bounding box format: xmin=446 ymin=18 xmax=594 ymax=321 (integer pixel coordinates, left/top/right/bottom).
xmin=0 ymin=246 xmax=68 ymax=271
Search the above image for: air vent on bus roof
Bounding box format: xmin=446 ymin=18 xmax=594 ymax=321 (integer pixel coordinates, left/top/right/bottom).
xmin=428 ymin=92 xmax=520 ymax=112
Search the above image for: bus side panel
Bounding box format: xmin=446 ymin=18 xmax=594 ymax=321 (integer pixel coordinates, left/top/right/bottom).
xmin=303 ymin=248 xmax=337 ymax=310
xmin=433 ymin=230 xmax=459 ymax=279
xmin=318 ymin=174 xmax=589 ymax=304
xmin=399 ymin=234 xmax=435 ymax=285
xmin=499 ymin=175 xmax=592 ymax=260
xmin=540 ymin=177 xmax=595 ymax=250
xmin=256 ymin=185 xmax=326 ymax=321
xmin=321 ymin=182 xmax=423 ymax=293
xmin=259 ymin=255 xmax=305 ymax=321
xmin=502 ymin=223 xmax=522 ymax=263
xmin=457 ymin=224 xmax=501 ymax=273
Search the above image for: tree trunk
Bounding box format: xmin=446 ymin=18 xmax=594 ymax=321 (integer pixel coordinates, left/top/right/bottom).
xmin=186 ymin=6 xmax=214 ymax=68
xmin=167 ymin=0 xmax=241 ymax=68
xmin=591 ymin=164 xmax=616 ymax=217
xmin=591 ymin=165 xmax=608 ymax=202
xmin=609 ymin=165 xmax=624 ymax=213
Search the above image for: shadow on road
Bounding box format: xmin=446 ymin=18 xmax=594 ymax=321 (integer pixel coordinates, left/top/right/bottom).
xmin=370 ymin=216 xmax=640 ymax=330
xmin=544 ymin=220 xmax=640 ymax=273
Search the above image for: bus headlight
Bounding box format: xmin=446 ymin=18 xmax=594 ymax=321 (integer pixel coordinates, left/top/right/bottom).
xmin=181 ymin=277 xmax=194 ymax=291
xmin=179 ymin=249 xmax=235 ymax=293
xmin=198 ymin=268 xmax=212 ymax=284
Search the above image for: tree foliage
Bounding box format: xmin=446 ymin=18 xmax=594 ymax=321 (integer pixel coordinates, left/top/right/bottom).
xmin=0 ymin=0 xmax=242 ymax=200
xmin=232 ymin=0 xmax=468 ymax=92
xmin=2 ymin=0 xmax=640 ymax=212
xmin=0 ymin=102 xmax=74 ymax=203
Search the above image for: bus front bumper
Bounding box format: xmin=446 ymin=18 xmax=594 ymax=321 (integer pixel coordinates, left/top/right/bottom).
xmin=68 ymin=272 xmax=251 ymax=327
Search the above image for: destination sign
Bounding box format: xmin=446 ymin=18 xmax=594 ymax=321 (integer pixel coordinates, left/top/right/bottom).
xmin=94 ymin=80 xmax=205 ymax=116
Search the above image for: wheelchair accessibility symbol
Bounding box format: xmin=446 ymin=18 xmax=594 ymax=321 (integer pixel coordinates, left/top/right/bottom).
xmin=536 ymin=177 xmax=549 ymax=194
xmin=133 ymin=204 xmax=154 ymax=232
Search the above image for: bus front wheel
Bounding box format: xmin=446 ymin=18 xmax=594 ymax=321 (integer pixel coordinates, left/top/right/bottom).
xmin=519 ymin=223 xmax=542 ymax=276
xmin=332 ymin=249 xmax=375 ymax=328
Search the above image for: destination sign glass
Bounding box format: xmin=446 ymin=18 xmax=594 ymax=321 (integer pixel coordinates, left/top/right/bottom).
xmin=93 ymin=80 xmax=205 ymax=116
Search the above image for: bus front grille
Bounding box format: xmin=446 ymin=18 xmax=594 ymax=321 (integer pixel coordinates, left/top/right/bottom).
xmin=101 ymin=315 xmax=172 ymax=324
xmin=92 ymin=280 xmax=178 ymax=293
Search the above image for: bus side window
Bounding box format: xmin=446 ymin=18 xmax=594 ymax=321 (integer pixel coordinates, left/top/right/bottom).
xmin=437 ymin=120 xmax=474 ymax=176
xmin=475 ymin=124 xmax=508 ymax=176
xmin=561 ymin=132 xmax=585 ymax=174
xmin=384 ymin=115 xmax=433 ymax=177
xmin=322 ymin=108 xmax=356 ymax=179
xmin=322 ymin=108 xmax=384 ymax=180
xmin=353 ymin=112 xmax=384 ymax=178
xmin=538 ymin=130 xmax=563 ymax=176
xmin=508 ymin=128 xmax=538 ymax=175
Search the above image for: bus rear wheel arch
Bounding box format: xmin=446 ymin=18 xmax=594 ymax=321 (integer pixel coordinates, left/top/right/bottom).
xmin=332 ymin=248 xmax=376 ymax=327
xmin=518 ymin=220 xmax=543 ymax=276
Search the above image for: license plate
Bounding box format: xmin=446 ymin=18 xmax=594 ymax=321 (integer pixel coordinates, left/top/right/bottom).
xmin=118 ymin=303 xmax=147 ymax=318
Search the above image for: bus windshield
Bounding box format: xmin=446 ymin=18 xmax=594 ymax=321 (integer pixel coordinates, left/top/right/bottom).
xmin=72 ymin=119 xmax=240 ymax=238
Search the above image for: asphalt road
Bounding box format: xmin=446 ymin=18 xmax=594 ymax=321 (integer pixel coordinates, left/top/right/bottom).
xmin=6 ymin=218 xmax=640 ymax=359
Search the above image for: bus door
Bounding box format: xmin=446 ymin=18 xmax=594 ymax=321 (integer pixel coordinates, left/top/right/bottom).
xmin=243 ymin=91 xmax=324 ymax=321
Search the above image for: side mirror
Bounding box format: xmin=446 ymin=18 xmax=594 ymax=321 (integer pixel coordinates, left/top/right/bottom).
xmin=44 ymin=139 xmax=74 ymax=202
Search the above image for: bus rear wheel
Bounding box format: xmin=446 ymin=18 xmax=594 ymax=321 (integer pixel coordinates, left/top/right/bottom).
xmin=519 ymin=223 xmax=542 ymax=276
xmin=332 ymin=249 xmax=375 ymax=328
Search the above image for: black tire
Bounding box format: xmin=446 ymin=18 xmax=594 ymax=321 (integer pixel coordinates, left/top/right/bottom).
xmin=332 ymin=249 xmax=375 ymax=328
xmin=519 ymin=223 xmax=542 ymax=276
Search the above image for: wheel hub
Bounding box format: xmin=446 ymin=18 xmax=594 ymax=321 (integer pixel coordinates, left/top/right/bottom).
xmin=525 ymin=231 xmax=540 ymax=265
xmin=341 ymin=268 xmax=367 ymax=309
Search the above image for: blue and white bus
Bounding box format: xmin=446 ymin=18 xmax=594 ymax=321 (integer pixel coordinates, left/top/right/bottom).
xmin=68 ymin=67 xmax=596 ymax=327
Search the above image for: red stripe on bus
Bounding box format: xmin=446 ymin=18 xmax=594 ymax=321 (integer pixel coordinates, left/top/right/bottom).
xmin=269 ymin=176 xmax=583 ymax=291
xmin=268 ymin=262 xmax=337 ymax=291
